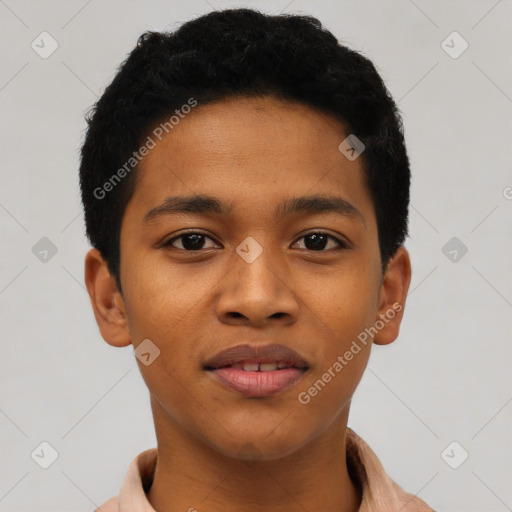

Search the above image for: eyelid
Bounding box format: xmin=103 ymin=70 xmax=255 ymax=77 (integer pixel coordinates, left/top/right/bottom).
xmin=161 ymin=229 xmax=219 ymax=248
xmin=294 ymin=230 xmax=348 ymax=250
xmin=162 ymin=229 xmax=349 ymax=251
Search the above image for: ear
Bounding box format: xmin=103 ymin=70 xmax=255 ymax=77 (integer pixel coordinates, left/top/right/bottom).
xmin=84 ymin=248 xmax=132 ymax=347
xmin=373 ymin=245 xmax=412 ymax=346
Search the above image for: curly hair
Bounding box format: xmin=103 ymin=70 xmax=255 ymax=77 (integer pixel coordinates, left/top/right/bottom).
xmin=79 ymin=8 xmax=410 ymax=294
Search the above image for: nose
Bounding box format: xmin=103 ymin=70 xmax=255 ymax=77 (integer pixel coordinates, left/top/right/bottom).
xmin=215 ymin=243 xmax=299 ymax=327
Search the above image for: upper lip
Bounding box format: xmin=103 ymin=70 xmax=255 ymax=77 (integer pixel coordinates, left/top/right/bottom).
xmin=203 ymin=343 xmax=309 ymax=370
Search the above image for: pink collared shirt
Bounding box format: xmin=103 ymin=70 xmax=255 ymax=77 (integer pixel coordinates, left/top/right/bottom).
xmin=95 ymin=428 xmax=435 ymax=511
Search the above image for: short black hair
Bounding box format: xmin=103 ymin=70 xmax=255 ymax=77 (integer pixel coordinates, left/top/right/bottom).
xmin=79 ymin=8 xmax=411 ymax=295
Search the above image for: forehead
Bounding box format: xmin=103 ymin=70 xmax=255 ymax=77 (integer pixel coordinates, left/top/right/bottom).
xmin=125 ymin=96 xmax=374 ymax=224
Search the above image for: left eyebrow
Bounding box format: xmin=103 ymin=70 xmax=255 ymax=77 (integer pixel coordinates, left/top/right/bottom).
xmin=143 ymin=193 xmax=366 ymax=229
xmin=274 ymin=194 xmax=367 ymax=229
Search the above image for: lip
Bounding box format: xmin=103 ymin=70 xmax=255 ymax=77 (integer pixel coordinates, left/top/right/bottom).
xmin=203 ymin=343 xmax=309 ymax=370
xmin=204 ymin=343 xmax=310 ymax=398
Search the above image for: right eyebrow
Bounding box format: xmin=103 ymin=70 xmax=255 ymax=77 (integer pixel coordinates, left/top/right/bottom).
xmin=143 ymin=195 xmax=233 ymax=224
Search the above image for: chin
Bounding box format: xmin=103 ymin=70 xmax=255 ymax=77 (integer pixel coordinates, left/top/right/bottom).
xmin=205 ymin=425 xmax=312 ymax=463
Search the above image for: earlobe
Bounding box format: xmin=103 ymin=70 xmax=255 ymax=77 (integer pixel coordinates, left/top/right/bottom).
xmin=373 ymin=246 xmax=412 ymax=346
xmin=84 ymin=248 xmax=132 ymax=348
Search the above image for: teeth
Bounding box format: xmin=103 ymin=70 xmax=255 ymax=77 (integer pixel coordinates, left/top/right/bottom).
xmin=225 ymin=362 xmax=293 ymax=371
xmin=242 ymin=363 xmax=260 ymax=372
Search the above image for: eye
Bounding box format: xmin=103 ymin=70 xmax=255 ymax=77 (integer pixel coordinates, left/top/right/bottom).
xmin=292 ymin=231 xmax=347 ymax=252
xmin=162 ymin=231 xmax=219 ymax=251
xmin=161 ymin=230 xmax=348 ymax=252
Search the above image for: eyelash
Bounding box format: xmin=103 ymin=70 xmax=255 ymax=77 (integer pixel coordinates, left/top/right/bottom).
xmin=161 ymin=230 xmax=348 ymax=252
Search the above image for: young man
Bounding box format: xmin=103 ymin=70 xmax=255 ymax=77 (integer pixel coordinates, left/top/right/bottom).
xmin=81 ymin=8 xmax=434 ymax=512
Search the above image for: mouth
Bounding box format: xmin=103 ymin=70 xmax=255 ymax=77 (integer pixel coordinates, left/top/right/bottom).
xmin=204 ymin=343 xmax=310 ymax=397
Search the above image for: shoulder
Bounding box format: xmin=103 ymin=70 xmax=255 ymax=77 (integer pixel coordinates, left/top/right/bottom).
xmin=94 ymin=495 xmax=119 ymax=512
xmin=346 ymin=428 xmax=436 ymax=511
xmin=392 ymin=480 xmax=436 ymax=511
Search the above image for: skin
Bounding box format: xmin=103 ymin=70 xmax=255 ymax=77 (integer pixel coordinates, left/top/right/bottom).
xmin=85 ymin=96 xmax=411 ymax=512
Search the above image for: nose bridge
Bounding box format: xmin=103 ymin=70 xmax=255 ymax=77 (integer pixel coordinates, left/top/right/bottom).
xmin=216 ymin=234 xmax=299 ymax=324
xmin=234 ymin=234 xmax=285 ymax=294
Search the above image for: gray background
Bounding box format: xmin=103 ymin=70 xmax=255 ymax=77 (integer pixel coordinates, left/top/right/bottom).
xmin=1 ymin=0 xmax=511 ymax=510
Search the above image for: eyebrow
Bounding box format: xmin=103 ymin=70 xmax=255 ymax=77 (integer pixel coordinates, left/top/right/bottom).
xmin=143 ymin=194 xmax=366 ymax=228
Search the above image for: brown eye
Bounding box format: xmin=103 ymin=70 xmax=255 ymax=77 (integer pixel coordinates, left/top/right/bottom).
xmin=293 ymin=232 xmax=347 ymax=251
xmin=163 ymin=232 xmax=218 ymax=251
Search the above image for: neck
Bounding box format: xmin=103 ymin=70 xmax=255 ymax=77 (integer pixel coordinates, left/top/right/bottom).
xmin=146 ymin=396 xmax=362 ymax=512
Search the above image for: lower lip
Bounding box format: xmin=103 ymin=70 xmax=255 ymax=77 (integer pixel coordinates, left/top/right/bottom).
xmin=208 ymin=367 xmax=307 ymax=397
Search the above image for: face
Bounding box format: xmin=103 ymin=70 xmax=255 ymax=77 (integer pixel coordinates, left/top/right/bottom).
xmin=87 ymin=95 xmax=411 ymax=461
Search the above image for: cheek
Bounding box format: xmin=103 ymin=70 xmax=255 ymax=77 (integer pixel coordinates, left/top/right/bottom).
xmin=295 ymin=258 xmax=379 ymax=338
xmin=120 ymin=257 xmax=210 ymax=384
xmin=121 ymin=253 xmax=213 ymax=338
xmin=292 ymin=260 xmax=378 ymax=408
xmin=296 ymin=329 xmax=372 ymax=428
